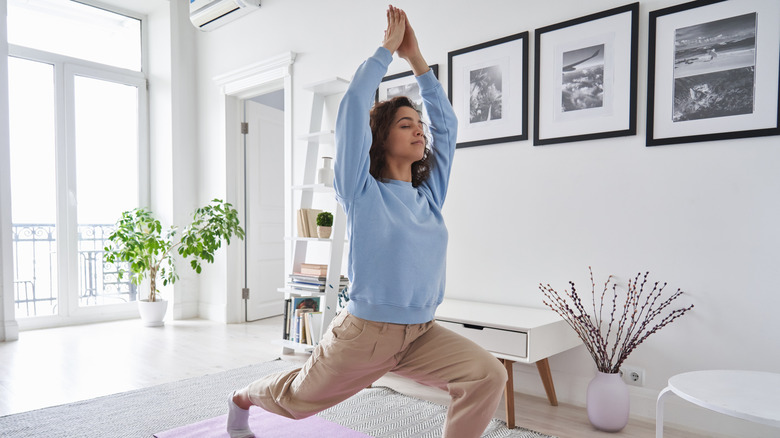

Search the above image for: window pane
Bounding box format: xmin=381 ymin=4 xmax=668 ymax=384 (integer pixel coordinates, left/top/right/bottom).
xmin=74 ymin=75 xmax=139 ymax=307
xmin=8 ymin=0 xmax=142 ymax=71
xmin=8 ymin=57 xmax=59 ymax=318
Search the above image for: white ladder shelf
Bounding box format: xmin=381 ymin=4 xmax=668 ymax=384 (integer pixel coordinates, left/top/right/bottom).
xmin=276 ymin=77 xmax=349 ymax=354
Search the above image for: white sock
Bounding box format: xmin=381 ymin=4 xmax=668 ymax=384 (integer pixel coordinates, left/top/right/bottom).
xmin=227 ymin=391 xmax=255 ymax=438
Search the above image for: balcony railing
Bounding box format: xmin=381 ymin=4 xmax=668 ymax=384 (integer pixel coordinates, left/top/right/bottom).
xmin=12 ymin=223 xmax=137 ymax=317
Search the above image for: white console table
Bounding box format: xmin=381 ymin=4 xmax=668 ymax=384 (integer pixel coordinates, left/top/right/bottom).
xmin=656 ymin=370 xmax=780 ymax=438
xmin=435 ymin=299 xmax=582 ymax=428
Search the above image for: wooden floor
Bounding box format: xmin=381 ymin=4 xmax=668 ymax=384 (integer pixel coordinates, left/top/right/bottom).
xmin=0 ymin=316 xmax=706 ymax=437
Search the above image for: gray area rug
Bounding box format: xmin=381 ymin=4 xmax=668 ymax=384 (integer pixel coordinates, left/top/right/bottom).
xmin=0 ymin=359 xmax=556 ymax=438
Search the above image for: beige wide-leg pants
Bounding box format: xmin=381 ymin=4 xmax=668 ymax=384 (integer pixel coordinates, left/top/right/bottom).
xmin=246 ymin=311 xmax=508 ymax=438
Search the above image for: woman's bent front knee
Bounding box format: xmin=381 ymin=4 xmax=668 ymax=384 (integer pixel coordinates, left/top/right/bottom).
xmin=485 ymin=358 xmax=509 ymax=391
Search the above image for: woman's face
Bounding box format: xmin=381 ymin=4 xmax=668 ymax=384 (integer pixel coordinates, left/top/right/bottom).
xmin=384 ymin=106 xmax=426 ymax=163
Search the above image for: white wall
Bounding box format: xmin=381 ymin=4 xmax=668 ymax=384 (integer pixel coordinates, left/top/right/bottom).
xmin=169 ymin=0 xmax=200 ymax=319
xmin=147 ymin=1 xmax=200 ymax=320
xmin=193 ymin=0 xmax=780 ymax=435
xmin=147 ymin=2 xmax=174 ymax=309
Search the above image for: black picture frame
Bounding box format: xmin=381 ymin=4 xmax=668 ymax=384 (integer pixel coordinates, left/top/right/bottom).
xmin=448 ymin=32 xmax=529 ymax=148
xmin=375 ymin=65 xmax=439 ymax=110
xmin=534 ymin=3 xmax=639 ymax=146
xmin=647 ymin=0 xmax=780 ymax=146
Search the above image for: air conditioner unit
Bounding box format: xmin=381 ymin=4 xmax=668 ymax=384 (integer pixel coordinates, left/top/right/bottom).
xmin=189 ymin=0 xmax=261 ymax=31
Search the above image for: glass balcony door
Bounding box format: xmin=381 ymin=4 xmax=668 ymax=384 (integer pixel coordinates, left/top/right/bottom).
xmin=8 ymin=62 xmax=147 ymax=325
xmin=72 ymin=71 xmax=142 ymax=310
xmin=8 ymin=57 xmax=59 ymax=318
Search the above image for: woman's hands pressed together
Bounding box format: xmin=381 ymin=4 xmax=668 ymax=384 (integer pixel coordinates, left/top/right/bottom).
xmin=382 ymin=5 xmax=429 ymax=76
xmin=382 ymin=5 xmax=405 ymax=54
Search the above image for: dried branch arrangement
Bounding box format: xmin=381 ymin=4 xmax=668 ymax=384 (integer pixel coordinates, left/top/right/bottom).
xmin=539 ymin=267 xmax=694 ymax=373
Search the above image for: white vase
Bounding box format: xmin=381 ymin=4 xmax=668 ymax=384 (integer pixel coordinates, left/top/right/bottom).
xmin=586 ymin=371 xmax=630 ymax=432
xmin=317 ymin=156 xmax=334 ymax=187
xmin=137 ymin=299 xmax=168 ymax=327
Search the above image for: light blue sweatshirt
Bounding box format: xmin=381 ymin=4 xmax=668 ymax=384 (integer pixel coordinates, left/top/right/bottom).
xmin=334 ymin=47 xmax=457 ymax=324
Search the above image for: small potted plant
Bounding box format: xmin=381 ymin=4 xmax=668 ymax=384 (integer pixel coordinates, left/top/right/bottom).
xmin=316 ymin=211 xmax=333 ymax=238
xmin=103 ymin=199 xmax=244 ymax=326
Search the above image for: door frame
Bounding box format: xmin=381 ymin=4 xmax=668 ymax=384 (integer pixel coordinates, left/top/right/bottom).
xmin=213 ymin=52 xmax=295 ymax=324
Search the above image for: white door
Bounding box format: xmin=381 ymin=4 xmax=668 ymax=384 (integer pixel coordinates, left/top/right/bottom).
xmin=244 ymin=98 xmax=285 ymax=320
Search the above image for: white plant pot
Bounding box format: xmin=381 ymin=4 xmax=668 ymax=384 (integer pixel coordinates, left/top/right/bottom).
xmin=137 ymin=299 xmax=168 ymax=327
xmin=317 ymin=226 xmax=332 ymax=239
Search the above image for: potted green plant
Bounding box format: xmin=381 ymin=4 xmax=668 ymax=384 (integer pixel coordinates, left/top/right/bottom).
xmin=103 ymin=199 xmax=245 ymax=326
xmin=316 ymin=211 xmax=333 ymax=238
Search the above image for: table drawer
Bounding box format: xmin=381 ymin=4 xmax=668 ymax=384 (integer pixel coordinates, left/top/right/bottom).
xmin=437 ymin=320 xmax=528 ymax=358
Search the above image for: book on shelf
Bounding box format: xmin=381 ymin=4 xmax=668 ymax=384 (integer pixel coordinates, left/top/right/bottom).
xmin=289 ymin=275 xmax=327 ymax=286
xmin=293 ymin=296 xmax=320 ymax=312
xmin=298 ymin=263 xmax=328 ymax=276
xmin=307 ymin=312 xmax=324 ymax=346
xmin=296 ymin=210 xmax=306 ymax=238
xmin=289 ymin=283 xmax=326 ymax=293
xmin=303 ymin=311 xmax=314 ymax=345
xmin=297 ymin=208 xmax=322 ymax=238
xmin=282 ymin=298 xmax=291 ymax=340
xmin=285 ymin=299 xmax=292 ymax=340
xmin=303 ymin=312 xmax=324 ymax=345
xmin=292 ymin=308 xmax=313 ymax=344
xmin=289 ymin=273 xmax=349 ymax=286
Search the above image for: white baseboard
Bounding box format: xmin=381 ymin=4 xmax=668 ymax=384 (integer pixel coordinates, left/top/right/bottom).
xmin=1 ymin=319 xmax=19 ymax=341
xmin=198 ymin=301 xmax=227 ymax=323
xmin=172 ymin=300 xmax=199 ymax=320
xmin=197 ymin=300 xmax=282 ymax=324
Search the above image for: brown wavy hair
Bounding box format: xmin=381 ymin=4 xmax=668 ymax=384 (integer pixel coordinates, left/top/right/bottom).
xmin=369 ymin=96 xmax=433 ymax=188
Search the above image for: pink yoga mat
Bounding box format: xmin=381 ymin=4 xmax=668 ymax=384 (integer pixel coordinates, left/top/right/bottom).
xmin=154 ymin=409 xmax=371 ymax=438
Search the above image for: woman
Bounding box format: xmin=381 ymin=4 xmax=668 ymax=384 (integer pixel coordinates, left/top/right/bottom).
xmin=227 ymin=7 xmax=507 ymax=438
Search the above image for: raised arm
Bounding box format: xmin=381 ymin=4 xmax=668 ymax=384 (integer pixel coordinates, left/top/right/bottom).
xmin=333 ymin=7 xmax=404 ymax=204
xmin=417 ymin=71 xmax=457 ymax=208
xmin=399 ymin=13 xmax=457 ymax=207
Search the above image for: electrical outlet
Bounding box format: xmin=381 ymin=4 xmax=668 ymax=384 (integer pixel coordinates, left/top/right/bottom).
xmin=620 ymin=366 xmax=645 ymax=386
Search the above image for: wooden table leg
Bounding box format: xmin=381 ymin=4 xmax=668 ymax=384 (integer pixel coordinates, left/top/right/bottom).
xmin=535 ymin=358 xmax=558 ymax=406
xmin=501 ymin=358 xmax=515 ymax=429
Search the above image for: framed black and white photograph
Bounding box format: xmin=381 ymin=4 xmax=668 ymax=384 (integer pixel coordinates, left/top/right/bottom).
xmin=647 ymin=0 xmax=780 ymax=146
xmin=375 ymin=65 xmax=439 ymax=112
xmin=448 ymin=32 xmax=528 ymax=148
xmin=534 ymin=3 xmax=639 ymax=146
